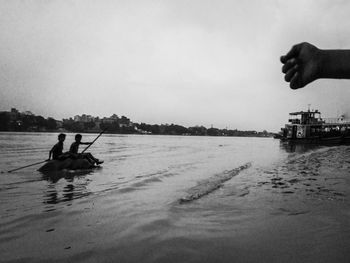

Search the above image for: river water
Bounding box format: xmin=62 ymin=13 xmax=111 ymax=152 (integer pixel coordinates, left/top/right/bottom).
xmin=0 ymin=132 xmax=349 ymax=262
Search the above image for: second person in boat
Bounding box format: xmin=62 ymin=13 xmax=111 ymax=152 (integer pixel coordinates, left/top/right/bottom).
xmin=69 ymin=134 xmax=104 ymax=165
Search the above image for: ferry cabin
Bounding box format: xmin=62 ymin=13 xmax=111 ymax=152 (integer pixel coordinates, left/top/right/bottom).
xmin=282 ymin=110 xmax=350 ymax=141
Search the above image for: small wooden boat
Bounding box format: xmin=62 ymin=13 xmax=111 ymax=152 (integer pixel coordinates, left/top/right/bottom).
xmin=38 ymin=158 xmax=99 ymax=172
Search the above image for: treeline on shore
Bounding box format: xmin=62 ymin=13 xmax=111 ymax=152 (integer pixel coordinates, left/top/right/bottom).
xmin=0 ymin=109 xmax=273 ymax=137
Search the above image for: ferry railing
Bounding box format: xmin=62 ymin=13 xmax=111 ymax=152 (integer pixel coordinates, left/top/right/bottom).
xmin=323 ymin=118 xmax=350 ymax=124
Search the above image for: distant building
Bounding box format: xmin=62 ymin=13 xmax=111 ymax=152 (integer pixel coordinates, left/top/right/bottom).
xmin=74 ymin=114 xmax=94 ymax=122
xmin=119 ymin=116 xmax=131 ymax=127
xmin=93 ymin=120 xmax=101 ymax=130
xmin=56 ymin=120 xmax=63 ymax=128
xmin=110 ymin=114 xmax=119 ymax=121
xmin=23 ymin=111 xmax=34 ymax=116
xmin=9 ymin=108 xmax=19 ymax=120
xmin=102 ymin=117 xmax=114 ymax=124
xmin=11 ymin=108 xmax=19 ymax=114
xmin=74 ymin=115 xmax=81 ymax=122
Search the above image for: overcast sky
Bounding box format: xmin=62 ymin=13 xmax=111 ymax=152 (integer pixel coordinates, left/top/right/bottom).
xmin=1 ymin=0 xmax=350 ymax=131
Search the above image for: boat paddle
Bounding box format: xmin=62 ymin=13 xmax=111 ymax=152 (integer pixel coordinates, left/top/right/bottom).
xmin=5 ymin=160 xmax=49 ymax=173
xmin=81 ymin=128 xmax=107 ymax=154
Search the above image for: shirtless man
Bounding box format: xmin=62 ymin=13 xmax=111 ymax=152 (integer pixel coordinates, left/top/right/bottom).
xmin=48 ymin=133 xmax=71 ymax=160
xmin=69 ymin=134 xmax=103 ymax=165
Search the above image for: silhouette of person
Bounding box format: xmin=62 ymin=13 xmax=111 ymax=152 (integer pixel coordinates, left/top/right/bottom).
xmin=48 ymin=133 xmax=71 ymax=160
xmin=69 ymin=134 xmax=103 ymax=165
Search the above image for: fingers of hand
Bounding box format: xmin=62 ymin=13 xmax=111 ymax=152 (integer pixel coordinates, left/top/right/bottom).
xmin=284 ymin=64 xmax=298 ymax=82
xmin=290 ymin=72 xmax=302 ymax=90
xmin=282 ymin=58 xmax=297 ymax=73
xmin=281 ymin=44 xmax=300 ymax=63
xmin=280 ymin=55 xmax=287 ymax=63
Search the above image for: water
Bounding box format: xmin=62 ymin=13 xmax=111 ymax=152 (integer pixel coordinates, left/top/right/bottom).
xmin=0 ymin=132 xmax=349 ymax=262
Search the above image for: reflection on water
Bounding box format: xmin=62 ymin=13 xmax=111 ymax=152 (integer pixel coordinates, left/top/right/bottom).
xmin=40 ymin=169 xmax=95 ymax=183
xmin=279 ymin=141 xmax=324 ymax=153
xmin=41 ymin=170 xmax=94 ymax=206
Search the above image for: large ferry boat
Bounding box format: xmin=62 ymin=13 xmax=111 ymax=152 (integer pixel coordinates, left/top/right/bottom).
xmin=279 ymin=109 xmax=350 ymax=144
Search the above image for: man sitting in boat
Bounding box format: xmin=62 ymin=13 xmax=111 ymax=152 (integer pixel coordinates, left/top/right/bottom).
xmin=69 ymin=134 xmax=103 ymax=165
xmin=48 ymin=133 xmax=71 ymax=160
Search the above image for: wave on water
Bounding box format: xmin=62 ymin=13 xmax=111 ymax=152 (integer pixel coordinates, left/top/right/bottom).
xmin=117 ymin=171 xmax=174 ymax=194
xmin=179 ymin=163 xmax=251 ymax=204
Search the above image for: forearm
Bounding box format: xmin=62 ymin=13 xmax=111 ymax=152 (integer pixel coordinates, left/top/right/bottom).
xmin=318 ymin=49 xmax=350 ymax=79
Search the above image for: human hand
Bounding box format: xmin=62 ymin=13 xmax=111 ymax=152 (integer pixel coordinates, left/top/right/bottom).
xmin=281 ymin=42 xmax=321 ymax=89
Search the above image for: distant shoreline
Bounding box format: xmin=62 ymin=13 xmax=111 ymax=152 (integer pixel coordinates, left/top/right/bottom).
xmin=0 ymin=108 xmax=274 ymax=138
xmin=0 ymin=130 xmax=274 ymax=138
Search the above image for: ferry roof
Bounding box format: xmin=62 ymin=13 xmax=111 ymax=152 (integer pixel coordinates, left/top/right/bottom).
xmin=289 ymin=110 xmax=320 ymax=116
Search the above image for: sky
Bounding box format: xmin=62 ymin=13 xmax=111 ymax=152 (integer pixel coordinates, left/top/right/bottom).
xmin=1 ymin=0 xmax=350 ymax=132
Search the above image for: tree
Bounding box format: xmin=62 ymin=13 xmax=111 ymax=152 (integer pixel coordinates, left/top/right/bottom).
xmin=188 ymin=126 xmax=207 ymax=136
xmin=84 ymin=121 xmax=96 ymax=130
xmin=46 ymin=118 xmax=57 ymax=130
xmin=207 ymin=128 xmax=219 ymax=136
xmin=0 ymin=113 xmax=10 ymax=131
xmin=100 ymin=122 xmax=119 ymax=132
xmin=35 ymin=116 xmax=46 ymax=127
